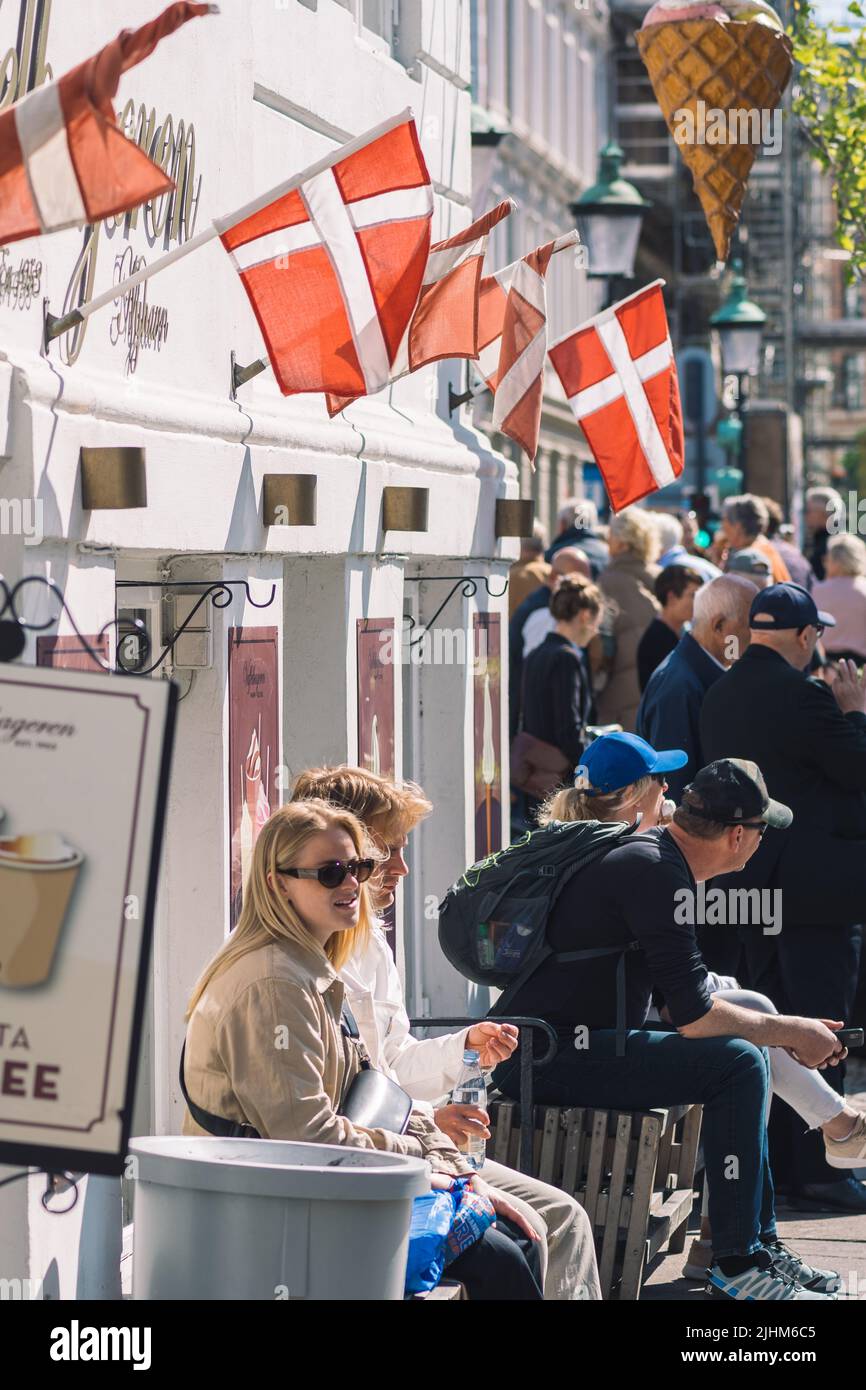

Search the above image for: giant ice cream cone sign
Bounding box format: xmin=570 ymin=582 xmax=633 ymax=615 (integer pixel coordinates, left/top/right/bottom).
xmin=637 ymin=0 xmax=792 ymax=261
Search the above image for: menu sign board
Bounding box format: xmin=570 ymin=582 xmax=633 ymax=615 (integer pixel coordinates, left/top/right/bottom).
xmin=0 ymin=664 xmax=176 ymax=1176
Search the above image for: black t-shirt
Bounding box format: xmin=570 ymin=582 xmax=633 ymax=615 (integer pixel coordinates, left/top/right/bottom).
xmin=506 ymin=828 xmax=713 ymax=1035
xmin=637 ymin=618 xmax=678 ymax=691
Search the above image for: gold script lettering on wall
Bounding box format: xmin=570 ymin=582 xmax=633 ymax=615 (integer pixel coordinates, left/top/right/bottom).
xmin=0 ymin=0 xmax=53 ymax=112
xmin=58 ymin=97 xmax=202 ymax=366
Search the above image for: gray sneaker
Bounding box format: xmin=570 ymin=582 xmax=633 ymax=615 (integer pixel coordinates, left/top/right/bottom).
xmin=763 ymin=1239 xmax=842 ymax=1295
xmin=706 ymin=1252 xmax=836 ymax=1301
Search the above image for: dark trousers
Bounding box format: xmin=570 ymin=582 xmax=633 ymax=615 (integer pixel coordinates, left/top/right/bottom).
xmin=743 ymin=922 xmax=864 ymax=1190
xmin=495 ymin=1029 xmax=776 ymax=1261
xmin=446 ymin=1218 xmax=543 ymax=1301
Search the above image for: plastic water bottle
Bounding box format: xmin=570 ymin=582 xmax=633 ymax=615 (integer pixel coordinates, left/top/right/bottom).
xmin=451 ymin=1048 xmax=487 ymax=1170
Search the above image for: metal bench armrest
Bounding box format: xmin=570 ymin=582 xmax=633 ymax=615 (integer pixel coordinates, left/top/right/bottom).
xmin=408 ymin=1015 xmax=558 ymax=1174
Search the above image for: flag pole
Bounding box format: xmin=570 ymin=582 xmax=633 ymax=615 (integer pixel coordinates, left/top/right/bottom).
xmin=44 ymin=225 xmax=219 ymax=343
xmin=44 ymin=105 xmax=416 ymax=345
xmin=448 ymin=229 xmax=580 ymax=413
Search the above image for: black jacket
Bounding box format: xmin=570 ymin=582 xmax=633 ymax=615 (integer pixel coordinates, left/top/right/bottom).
xmin=700 ymin=644 xmax=866 ymax=925
xmin=521 ymin=631 xmax=595 ymax=769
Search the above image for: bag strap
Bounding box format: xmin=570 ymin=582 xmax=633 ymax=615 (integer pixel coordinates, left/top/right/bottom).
xmin=554 ymin=941 xmax=641 ymax=1057
xmin=340 ymin=1000 xmax=371 ymax=1070
xmin=178 ymin=1041 xmax=260 ymax=1140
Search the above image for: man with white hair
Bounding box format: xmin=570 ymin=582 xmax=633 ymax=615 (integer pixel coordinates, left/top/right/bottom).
xmin=654 ymin=511 xmax=722 ymax=583
xmin=805 ymin=486 xmax=845 ymax=581
xmin=636 ymin=574 xmax=757 ymax=802
xmin=546 ymin=496 xmax=609 ymax=576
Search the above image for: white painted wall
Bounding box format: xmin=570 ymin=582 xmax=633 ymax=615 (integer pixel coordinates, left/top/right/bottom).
xmin=0 ymin=0 xmax=517 ymax=1297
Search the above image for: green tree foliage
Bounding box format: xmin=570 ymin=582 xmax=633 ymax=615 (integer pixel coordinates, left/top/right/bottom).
xmin=790 ymin=1 xmax=866 ymax=277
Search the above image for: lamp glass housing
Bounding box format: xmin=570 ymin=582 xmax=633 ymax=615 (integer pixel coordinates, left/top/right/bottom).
xmin=716 ymin=322 xmax=764 ymax=377
xmin=577 ymin=207 xmax=643 ymax=280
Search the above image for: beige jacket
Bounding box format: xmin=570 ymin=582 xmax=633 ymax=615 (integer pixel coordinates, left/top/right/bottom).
xmin=596 ymin=552 xmax=660 ymax=731
xmin=181 ymin=934 xmax=471 ymax=1174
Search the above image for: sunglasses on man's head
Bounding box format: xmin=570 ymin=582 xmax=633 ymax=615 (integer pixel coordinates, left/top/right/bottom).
xmin=277 ymin=859 xmax=375 ymax=889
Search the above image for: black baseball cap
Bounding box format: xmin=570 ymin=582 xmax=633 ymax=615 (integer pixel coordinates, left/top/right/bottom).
xmin=681 ymin=758 xmax=792 ymax=829
xmin=750 ymin=582 xmax=835 ymax=632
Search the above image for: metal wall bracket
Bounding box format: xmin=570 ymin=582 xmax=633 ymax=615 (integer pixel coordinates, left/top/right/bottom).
xmin=402 ymin=574 xmax=508 ymax=648
xmin=0 ymin=575 xmax=276 ymax=675
xmin=230 ymin=351 xmax=268 ymax=399
xmin=43 ymin=299 xmax=83 ymax=350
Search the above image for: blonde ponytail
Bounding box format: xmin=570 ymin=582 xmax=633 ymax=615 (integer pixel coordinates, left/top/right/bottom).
xmin=538 ymin=775 xmax=654 ymax=826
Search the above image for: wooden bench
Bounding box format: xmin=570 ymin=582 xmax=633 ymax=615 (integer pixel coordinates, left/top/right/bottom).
xmin=489 ymin=1098 xmax=702 ymax=1300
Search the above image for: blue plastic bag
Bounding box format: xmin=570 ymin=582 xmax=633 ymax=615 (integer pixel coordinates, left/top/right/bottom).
xmin=403 ymin=1178 xmax=498 ymax=1295
xmin=404 ymin=1189 xmax=456 ymax=1295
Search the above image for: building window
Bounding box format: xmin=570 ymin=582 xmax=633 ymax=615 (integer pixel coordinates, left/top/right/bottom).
xmin=842 ymin=353 xmax=865 ymax=411
xmin=336 ymin=0 xmax=396 ymax=49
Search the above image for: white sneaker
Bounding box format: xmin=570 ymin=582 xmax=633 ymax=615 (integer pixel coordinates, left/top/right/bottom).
xmin=706 ymin=1253 xmax=836 ymax=1301
xmin=825 ymin=1113 xmax=866 ymax=1169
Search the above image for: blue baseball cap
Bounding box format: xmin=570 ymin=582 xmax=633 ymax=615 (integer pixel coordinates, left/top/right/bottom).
xmin=575 ymin=732 xmax=688 ymax=794
xmin=750 ymin=582 xmax=835 ymax=631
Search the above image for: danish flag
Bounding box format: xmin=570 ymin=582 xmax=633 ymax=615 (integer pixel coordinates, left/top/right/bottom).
xmin=0 ymin=3 xmax=214 ymax=248
xmin=548 ymin=280 xmax=685 ymax=512
xmin=475 ymin=231 xmax=580 ymax=461
xmin=217 ymin=111 xmax=434 ymax=398
xmin=325 ymin=197 xmax=515 ymax=415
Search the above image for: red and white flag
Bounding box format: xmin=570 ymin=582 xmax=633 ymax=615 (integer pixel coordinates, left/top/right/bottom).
xmin=548 ymin=280 xmax=685 ymax=512
xmin=0 ymin=3 xmax=213 ymax=247
xmin=325 ymin=197 xmax=515 ymax=415
xmin=217 ymin=111 xmax=434 ymax=399
xmin=475 ymin=231 xmax=580 ymax=461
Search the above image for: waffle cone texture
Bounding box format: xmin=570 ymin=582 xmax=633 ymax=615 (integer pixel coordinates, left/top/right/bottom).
xmin=636 ymin=19 xmax=793 ymax=260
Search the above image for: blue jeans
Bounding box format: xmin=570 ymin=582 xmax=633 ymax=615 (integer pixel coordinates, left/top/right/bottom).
xmin=494 ymin=1028 xmax=776 ymax=1261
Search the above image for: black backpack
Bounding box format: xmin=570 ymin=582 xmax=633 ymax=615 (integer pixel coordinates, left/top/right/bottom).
xmin=437 ymin=818 xmax=649 ymax=1056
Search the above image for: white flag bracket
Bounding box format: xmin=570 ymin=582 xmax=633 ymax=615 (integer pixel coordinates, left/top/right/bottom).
xmin=230 ymin=351 xmax=269 ymax=400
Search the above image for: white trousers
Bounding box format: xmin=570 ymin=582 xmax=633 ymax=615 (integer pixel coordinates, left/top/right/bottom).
xmin=709 ymin=980 xmax=845 ymax=1130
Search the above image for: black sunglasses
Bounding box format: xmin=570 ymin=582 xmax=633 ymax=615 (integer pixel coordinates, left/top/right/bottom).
xmin=277 ymin=858 xmax=375 ymax=889
xmin=730 ymin=821 xmax=768 ymax=837
xmin=651 ymin=774 xmax=669 ymax=787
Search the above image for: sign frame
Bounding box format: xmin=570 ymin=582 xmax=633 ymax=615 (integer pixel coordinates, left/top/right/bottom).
xmin=0 ymin=664 xmax=177 ymax=1177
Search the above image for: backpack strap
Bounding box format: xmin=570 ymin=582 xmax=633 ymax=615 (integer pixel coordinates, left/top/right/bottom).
xmin=178 ymin=1040 xmax=261 ymax=1140
xmin=554 ymin=941 xmax=642 ymax=1057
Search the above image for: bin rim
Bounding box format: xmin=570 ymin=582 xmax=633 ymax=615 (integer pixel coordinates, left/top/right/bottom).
xmin=129 ymin=1135 xmax=431 ymax=1201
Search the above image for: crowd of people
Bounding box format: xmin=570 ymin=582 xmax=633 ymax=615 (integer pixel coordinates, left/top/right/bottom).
xmin=178 ymin=486 xmax=866 ymax=1302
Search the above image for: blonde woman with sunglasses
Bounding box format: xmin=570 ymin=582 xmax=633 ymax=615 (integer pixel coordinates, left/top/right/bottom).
xmin=183 ymin=799 xmax=542 ymax=1299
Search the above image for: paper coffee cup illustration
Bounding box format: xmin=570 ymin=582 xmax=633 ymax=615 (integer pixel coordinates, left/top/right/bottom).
xmin=0 ymin=832 xmax=83 ymax=987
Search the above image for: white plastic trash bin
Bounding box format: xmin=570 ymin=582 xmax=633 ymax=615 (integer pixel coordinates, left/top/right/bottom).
xmin=129 ymin=1136 xmax=429 ymax=1301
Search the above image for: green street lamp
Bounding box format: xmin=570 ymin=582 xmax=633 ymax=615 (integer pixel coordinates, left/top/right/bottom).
xmin=710 ymin=260 xmax=767 ymax=377
xmin=570 ymin=141 xmax=651 ymax=281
